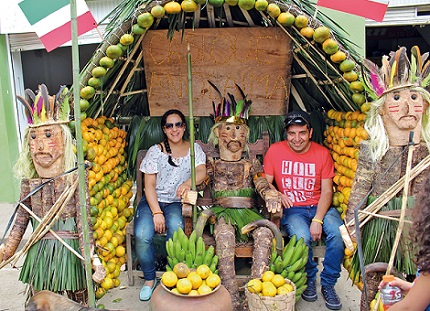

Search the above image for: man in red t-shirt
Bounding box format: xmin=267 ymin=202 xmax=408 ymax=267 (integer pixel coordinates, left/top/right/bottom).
xmin=264 ymin=110 xmax=344 ymax=310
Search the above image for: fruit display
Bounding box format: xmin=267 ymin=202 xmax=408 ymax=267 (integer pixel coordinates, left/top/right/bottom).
xmin=165 ymin=228 xmax=219 ymax=274
xmin=269 ymin=235 xmax=308 ymax=302
xmin=247 ymin=271 xmax=295 ymax=297
xmin=79 ymin=1 xmax=362 ymax=117
xmin=81 ymin=116 xmax=134 ymax=299
xmin=323 ymin=109 xmax=369 ymax=220
xmin=369 ymin=292 xmax=384 ymax=311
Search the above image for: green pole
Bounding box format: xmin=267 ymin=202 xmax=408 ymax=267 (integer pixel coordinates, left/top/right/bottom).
xmin=187 ymin=45 xmax=197 ymax=226
xmin=70 ymin=0 xmax=96 ymax=306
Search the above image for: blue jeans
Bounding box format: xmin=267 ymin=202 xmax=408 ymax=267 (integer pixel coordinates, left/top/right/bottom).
xmin=281 ymin=205 xmax=344 ymax=286
xmin=134 ymin=196 xmax=184 ymax=281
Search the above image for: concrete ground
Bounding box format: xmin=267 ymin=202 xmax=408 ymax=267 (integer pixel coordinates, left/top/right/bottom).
xmin=0 ymin=203 xmax=361 ymax=311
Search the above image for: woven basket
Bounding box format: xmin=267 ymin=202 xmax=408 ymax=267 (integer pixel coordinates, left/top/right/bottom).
xmin=245 ymin=278 xmax=296 ymax=311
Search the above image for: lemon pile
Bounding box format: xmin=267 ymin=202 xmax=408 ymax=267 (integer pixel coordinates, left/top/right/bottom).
xmin=247 ymin=271 xmax=294 ymax=298
xmin=161 ymin=263 xmax=221 ymax=296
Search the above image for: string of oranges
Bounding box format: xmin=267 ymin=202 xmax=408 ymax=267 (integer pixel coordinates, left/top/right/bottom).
xmin=324 ymin=109 xmax=369 ymax=220
xmin=81 ymin=116 xmax=135 ymax=299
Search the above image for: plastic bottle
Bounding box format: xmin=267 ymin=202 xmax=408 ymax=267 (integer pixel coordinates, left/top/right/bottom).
xmin=380 ymin=275 xmax=402 ymax=310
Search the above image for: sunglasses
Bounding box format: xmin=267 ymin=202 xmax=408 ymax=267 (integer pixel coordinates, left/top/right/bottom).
xmin=164 ymin=122 xmax=185 ymax=129
xmin=285 ymin=115 xmax=310 ymax=127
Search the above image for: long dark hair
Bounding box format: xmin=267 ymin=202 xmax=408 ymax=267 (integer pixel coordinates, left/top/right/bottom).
xmin=161 ymin=109 xmax=188 ymax=167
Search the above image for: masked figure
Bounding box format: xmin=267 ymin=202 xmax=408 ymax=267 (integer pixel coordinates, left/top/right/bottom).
xmin=195 ymin=84 xmax=281 ymax=310
xmin=0 ymin=85 xmax=102 ymax=304
xmin=345 ymin=47 xmax=430 ymax=308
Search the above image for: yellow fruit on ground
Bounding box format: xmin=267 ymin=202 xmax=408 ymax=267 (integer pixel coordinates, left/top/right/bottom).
xmin=261 ymin=270 xmax=275 ymax=282
xmin=196 ymin=264 xmax=211 ymax=280
xmin=247 ymin=278 xmax=263 ymax=294
xmin=254 ymin=0 xmax=268 ymax=11
xmin=137 ymin=12 xmax=154 ymax=28
xmin=151 ymin=5 xmax=166 ymax=18
xmin=322 ymin=38 xmax=339 ymax=55
xmin=330 ymin=50 xmax=347 ymax=63
xmin=277 ymin=12 xmax=295 ymax=26
xmin=271 ymin=274 xmax=285 ymax=287
xmin=294 ymin=14 xmax=308 ymax=29
xmin=206 ymin=273 xmax=221 ymax=288
xmin=197 ymin=284 xmax=212 ymax=295
xmin=181 ymin=0 xmax=198 ymax=12
xmin=266 ymin=3 xmax=281 ymax=18
xmin=300 ymin=26 xmax=314 ymax=39
xmin=187 ymin=271 xmax=203 ymax=289
xmin=313 ymin=26 xmax=331 ymax=43
xmin=262 ymin=281 xmax=277 ymax=297
xmin=173 ymin=262 xmax=190 ymax=278
xmin=176 ymin=278 xmax=193 ymax=294
xmin=162 ymin=271 xmax=178 ymax=287
xmin=119 ymin=34 xmax=134 ymax=46
xmin=164 ymin=1 xmax=182 ymax=14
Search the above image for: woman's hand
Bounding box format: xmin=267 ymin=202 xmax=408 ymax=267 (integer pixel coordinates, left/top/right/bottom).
xmin=176 ymin=182 xmax=191 ymax=199
xmin=378 ymin=277 xmax=413 ymax=293
xmin=153 ymin=214 xmax=166 ymax=233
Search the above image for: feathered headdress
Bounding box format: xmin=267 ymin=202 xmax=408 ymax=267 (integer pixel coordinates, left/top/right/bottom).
xmin=208 ymin=81 xmax=252 ymax=125
xmin=16 ymin=84 xmax=70 ymax=127
xmin=361 ymin=46 xmax=430 ymax=101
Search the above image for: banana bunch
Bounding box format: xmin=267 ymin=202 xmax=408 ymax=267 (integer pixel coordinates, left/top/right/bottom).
xmin=165 ymin=228 xmax=218 ymax=274
xmin=269 ymin=235 xmax=309 ymax=302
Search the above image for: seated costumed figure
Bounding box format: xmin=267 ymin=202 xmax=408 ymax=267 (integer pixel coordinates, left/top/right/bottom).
xmin=195 ymin=83 xmax=282 ymax=310
xmin=0 ymin=85 xmax=104 ymax=304
xmin=345 ymin=47 xmax=430 ymax=307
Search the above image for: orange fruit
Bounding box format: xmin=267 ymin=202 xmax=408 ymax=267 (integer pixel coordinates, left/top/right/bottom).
xmin=322 ymin=38 xmax=339 ymax=55
xmin=99 ymin=56 xmax=114 ymax=68
xmin=254 ymin=0 xmax=268 ymax=11
xmin=106 ymin=45 xmax=123 ymax=59
xmin=115 ymin=245 xmax=126 ymax=257
xmin=80 ymin=86 xmax=95 ymax=100
xmin=176 ymin=278 xmax=193 ymax=294
xmin=209 ymin=0 xmax=225 ymax=7
xmin=225 ymin=0 xmax=238 ymax=5
xmin=197 ymin=284 xmax=212 ymax=295
xmin=120 ymin=34 xmax=134 ymax=46
xmin=173 ymin=262 xmax=190 ymax=278
xmin=339 ymin=59 xmax=355 ymax=72
xmin=266 ymin=3 xmax=280 ymax=18
xmin=162 ymin=271 xmax=178 ymax=287
xmin=187 ymin=271 xmax=203 ymax=289
xmin=343 ymin=70 xmax=359 ymax=82
xmin=164 ymin=1 xmax=182 ymax=14
xmin=294 ymin=14 xmax=308 ymax=29
xmin=131 ymin=24 xmax=146 ymax=35
xmin=88 ymin=77 xmax=102 ymax=89
xmin=261 ymin=270 xmax=274 ymax=282
xmin=271 ymin=274 xmax=285 ymax=287
xmin=100 ymin=277 xmax=114 ymax=290
xmin=91 ymin=66 xmax=107 ymax=78
xmin=300 ymin=26 xmax=314 ymax=39
xmin=151 ymin=5 xmax=166 ymax=18
xmin=262 ymin=281 xmax=277 ymax=297
xmin=313 ymin=26 xmax=331 ymax=43
xmin=350 ymin=81 xmax=364 ymax=93
xmin=247 ymin=278 xmax=262 ymax=294
xmin=277 ymin=12 xmax=295 ymax=27
xmin=181 ymin=0 xmax=198 ymax=12
xmin=137 ymin=12 xmax=154 ymax=28
xmin=205 ymin=273 xmax=220 ymax=288
xmin=196 ymin=264 xmax=211 ymax=280
xmin=330 ymin=50 xmax=347 ymax=63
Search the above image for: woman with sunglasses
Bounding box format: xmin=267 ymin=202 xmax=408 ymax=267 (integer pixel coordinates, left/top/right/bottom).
xmin=134 ymin=109 xmax=207 ymax=301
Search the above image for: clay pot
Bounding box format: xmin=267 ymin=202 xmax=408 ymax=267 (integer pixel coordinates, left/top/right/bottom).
xmin=149 ymin=284 xmax=232 ymax=311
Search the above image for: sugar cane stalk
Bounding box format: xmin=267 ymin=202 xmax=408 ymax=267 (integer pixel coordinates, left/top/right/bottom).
xmin=71 ymin=0 xmax=95 ymax=305
xmin=187 ymin=45 xmax=197 ymax=226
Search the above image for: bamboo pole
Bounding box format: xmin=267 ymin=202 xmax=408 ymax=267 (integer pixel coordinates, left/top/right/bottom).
xmin=71 ymin=0 xmax=95 ymax=306
xmin=387 ymin=133 xmax=415 ymax=274
xmin=187 ymin=45 xmax=197 ymax=226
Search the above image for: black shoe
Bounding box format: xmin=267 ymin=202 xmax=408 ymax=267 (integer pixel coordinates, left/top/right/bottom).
xmin=321 ymin=285 xmax=342 ymax=310
xmin=301 ymin=279 xmax=317 ymax=302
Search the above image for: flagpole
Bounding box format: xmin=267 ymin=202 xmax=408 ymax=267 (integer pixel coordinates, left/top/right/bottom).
xmin=71 ymin=0 xmax=96 ymax=306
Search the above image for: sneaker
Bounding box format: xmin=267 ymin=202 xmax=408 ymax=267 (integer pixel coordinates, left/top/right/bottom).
xmin=301 ymin=279 xmax=317 ymax=302
xmin=321 ymin=285 xmax=342 ymax=310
